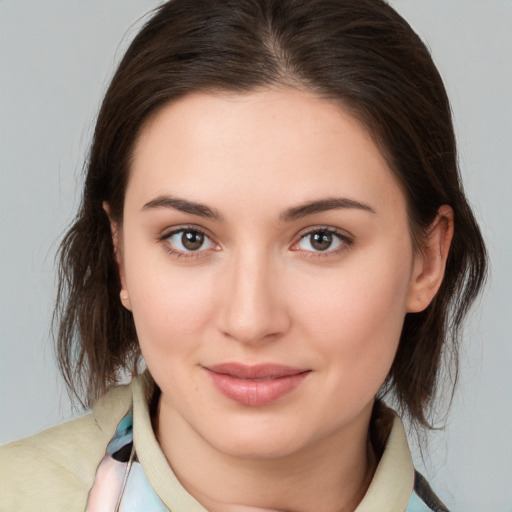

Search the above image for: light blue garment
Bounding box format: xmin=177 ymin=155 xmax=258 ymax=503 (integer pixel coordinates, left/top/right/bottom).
xmin=119 ymin=462 xmax=168 ymax=511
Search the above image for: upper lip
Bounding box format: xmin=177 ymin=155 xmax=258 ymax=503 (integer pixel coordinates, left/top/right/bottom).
xmin=204 ymin=363 xmax=309 ymax=380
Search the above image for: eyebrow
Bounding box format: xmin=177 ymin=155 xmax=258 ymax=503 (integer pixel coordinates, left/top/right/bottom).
xmin=280 ymin=197 xmax=376 ymax=222
xmin=142 ymin=196 xmax=224 ymax=221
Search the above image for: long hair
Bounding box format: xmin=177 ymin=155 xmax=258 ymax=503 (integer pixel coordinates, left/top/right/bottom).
xmin=55 ymin=0 xmax=487 ymax=428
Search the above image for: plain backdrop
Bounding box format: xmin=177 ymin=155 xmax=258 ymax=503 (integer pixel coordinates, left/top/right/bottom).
xmin=1 ymin=1 xmax=511 ymax=510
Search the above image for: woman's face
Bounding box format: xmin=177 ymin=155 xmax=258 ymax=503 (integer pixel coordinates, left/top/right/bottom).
xmin=116 ymin=87 xmax=427 ymax=458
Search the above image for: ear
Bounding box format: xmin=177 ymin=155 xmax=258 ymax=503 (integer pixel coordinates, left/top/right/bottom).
xmin=406 ymin=205 xmax=454 ymax=313
xmin=103 ymin=202 xmax=132 ymax=311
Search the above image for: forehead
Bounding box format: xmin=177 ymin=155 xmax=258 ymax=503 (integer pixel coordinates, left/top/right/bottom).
xmin=127 ymin=87 xmax=406 ymax=219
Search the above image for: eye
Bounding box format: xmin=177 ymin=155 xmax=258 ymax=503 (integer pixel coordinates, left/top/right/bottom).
xmin=163 ymin=227 xmax=218 ymax=256
xmin=292 ymin=228 xmax=351 ymax=254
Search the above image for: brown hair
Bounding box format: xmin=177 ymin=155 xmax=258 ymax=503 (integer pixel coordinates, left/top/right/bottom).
xmin=55 ymin=0 xmax=487 ymax=428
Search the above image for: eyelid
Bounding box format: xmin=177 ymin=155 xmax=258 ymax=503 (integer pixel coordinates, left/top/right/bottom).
xmin=161 ymin=224 xmax=211 ymax=238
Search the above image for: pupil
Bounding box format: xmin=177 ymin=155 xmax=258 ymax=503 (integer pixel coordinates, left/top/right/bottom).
xmin=182 ymin=231 xmax=204 ymax=251
xmin=311 ymin=232 xmax=332 ymax=251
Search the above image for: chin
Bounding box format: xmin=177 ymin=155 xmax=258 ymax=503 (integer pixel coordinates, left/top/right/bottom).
xmin=216 ymin=437 xmax=303 ymax=460
xmin=202 ymin=418 xmax=312 ymax=460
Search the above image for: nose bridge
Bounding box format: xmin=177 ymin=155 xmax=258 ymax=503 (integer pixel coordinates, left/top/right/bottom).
xmin=218 ymin=244 xmax=288 ymax=344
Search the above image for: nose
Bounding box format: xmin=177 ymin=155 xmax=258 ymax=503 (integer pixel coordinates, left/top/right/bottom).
xmin=216 ymin=249 xmax=291 ymax=345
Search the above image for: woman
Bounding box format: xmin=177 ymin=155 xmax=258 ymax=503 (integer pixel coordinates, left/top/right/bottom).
xmin=0 ymin=0 xmax=487 ymax=511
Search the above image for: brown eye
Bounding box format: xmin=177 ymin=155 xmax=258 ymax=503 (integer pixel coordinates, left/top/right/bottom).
xmin=310 ymin=231 xmax=333 ymax=251
xmin=165 ymin=228 xmax=216 ymax=254
xmin=182 ymin=230 xmax=204 ymax=251
xmin=294 ymin=229 xmax=348 ymax=254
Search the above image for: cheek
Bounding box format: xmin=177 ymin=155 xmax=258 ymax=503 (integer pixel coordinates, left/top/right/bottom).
xmin=123 ymin=244 xmax=218 ymax=354
xmin=292 ymin=251 xmax=413 ymax=378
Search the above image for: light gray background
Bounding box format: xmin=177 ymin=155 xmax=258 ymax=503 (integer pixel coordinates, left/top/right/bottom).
xmin=1 ymin=1 xmax=511 ymax=510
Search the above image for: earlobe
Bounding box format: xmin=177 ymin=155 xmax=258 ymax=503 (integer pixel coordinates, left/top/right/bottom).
xmin=406 ymin=205 xmax=454 ymax=313
xmin=119 ymin=289 xmax=132 ymax=311
xmin=103 ymin=202 xmax=132 ymax=311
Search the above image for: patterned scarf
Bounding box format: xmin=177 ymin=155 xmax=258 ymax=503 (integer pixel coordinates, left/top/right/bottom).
xmin=86 ymin=412 xmax=168 ymax=511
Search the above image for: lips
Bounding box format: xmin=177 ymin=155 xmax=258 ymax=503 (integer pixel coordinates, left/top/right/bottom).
xmin=203 ymin=363 xmax=310 ymax=406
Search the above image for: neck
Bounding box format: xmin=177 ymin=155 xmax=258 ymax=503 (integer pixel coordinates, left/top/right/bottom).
xmin=155 ymin=399 xmax=377 ymax=512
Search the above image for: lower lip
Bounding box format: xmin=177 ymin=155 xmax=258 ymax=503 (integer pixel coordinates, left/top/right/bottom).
xmin=205 ymin=370 xmax=309 ymax=406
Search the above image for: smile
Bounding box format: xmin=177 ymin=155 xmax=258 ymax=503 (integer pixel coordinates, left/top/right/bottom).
xmin=203 ymin=363 xmax=311 ymax=406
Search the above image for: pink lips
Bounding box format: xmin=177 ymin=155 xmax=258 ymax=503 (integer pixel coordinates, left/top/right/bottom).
xmin=204 ymin=363 xmax=310 ymax=406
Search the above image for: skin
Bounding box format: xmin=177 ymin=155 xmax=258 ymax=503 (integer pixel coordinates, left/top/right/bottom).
xmin=108 ymin=87 xmax=453 ymax=512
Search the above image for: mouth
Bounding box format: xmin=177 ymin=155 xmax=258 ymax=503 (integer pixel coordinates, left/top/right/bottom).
xmin=203 ymin=363 xmax=311 ymax=406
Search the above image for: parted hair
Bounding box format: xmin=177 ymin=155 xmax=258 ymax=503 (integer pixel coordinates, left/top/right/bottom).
xmin=55 ymin=0 xmax=487 ymax=428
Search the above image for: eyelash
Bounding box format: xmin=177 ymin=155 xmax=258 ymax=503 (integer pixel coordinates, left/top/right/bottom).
xmin=159 ymin=226 xmax=353 ymax=260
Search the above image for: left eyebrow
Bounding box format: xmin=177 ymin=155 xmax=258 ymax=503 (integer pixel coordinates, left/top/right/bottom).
xmin=280 ymin=197 xmax=376 ymax=222
xmin=142 ymin=195 xmax=224 ymax=222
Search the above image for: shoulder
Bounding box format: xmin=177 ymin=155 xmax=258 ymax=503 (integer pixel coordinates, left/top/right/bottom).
xmin=0 ymin=414 xmax=103 ymax=512
xmin=0 ymin=382 xmax=132 ymax=512
xmin=366 ymin=401 xmax=451 ymax=512
xmin=406 ymin=471 xmax=450 ymax=512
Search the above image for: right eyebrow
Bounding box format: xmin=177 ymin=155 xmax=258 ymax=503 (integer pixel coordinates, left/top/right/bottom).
xmin=280 ymin=197 xmax=376 ymax=222
xmin=142 ymin=195 xmax=224 ymax=222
